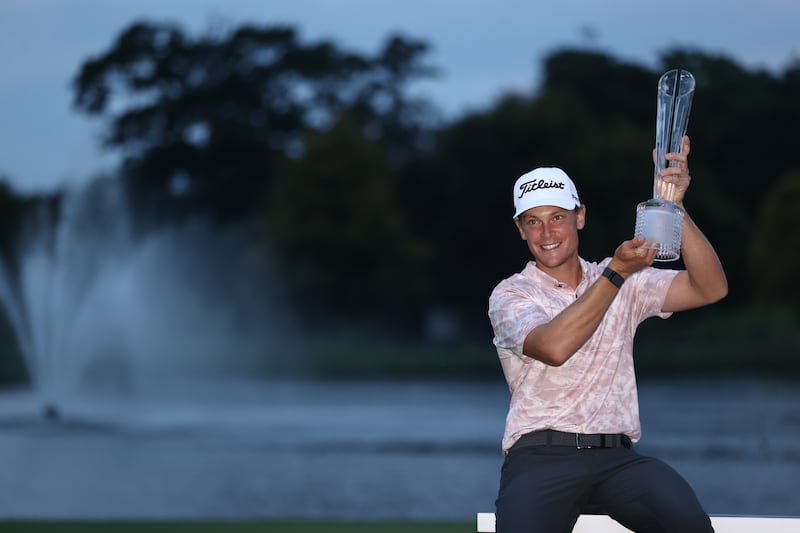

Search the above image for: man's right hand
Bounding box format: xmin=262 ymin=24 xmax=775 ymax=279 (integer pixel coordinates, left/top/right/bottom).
xmin=608 ymin=236 xmax=657 ymax=278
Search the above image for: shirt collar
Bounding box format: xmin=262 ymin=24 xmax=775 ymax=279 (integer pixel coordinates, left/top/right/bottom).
xmin=524 ymin=257 xmax=590 ymax=291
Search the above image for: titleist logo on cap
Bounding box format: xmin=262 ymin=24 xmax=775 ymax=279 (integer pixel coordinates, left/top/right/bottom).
xmin=517 ymin=179 xmax=565 ymax=199
xmin=512 ymin=167 xmax=580 ymax=218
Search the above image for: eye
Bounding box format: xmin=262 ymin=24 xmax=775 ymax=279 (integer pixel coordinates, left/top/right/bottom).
xmin=526 ymin=218 xmax=540 ymax=226
xmin=552 ymin=214 xmax=565 ymax=222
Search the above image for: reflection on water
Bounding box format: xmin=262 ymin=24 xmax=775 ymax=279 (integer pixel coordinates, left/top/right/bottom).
xmin=0 ymin=377 xmax=797 ymax=519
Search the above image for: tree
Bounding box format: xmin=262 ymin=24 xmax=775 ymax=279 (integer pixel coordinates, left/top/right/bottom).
xmin=659 ymin=49 xmax=784 ymax=206
xmin=71 ymin=21 xmax=437 ymax=228
xmin=267 ymin=114 xmax=429 ymax=329
xmin=748 ymin=171 xmax=800 ymax=311
xmin=542 ymin=49 xmax=655 ymax=126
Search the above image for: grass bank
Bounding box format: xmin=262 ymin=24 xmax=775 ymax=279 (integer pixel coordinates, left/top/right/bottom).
xmin=634 ymin=305 xmax=800 ymax=377
xmin=293 ymin=305 xmax=800 ymax=379
xmin=0 ymin=521 xmax=472 ymax=533
xmin=2 ymin=305 xmax=798 ymax=383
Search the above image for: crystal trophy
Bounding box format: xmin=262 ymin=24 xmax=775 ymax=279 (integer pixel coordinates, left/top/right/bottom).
xmin=634 ymin=69 xmax=695 ymax=261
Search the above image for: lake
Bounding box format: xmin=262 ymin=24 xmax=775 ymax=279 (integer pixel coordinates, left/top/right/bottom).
xmin=0 ymin=376 xmax=797 ymax=519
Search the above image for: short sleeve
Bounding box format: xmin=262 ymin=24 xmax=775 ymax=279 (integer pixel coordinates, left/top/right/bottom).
xmin=627 ymin=266 xmax=681 ymax=323
xmin=488 ymin=279 xmax=550 ymax=357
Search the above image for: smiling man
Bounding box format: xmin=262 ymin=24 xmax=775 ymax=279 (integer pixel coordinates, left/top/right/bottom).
xmin=488 ymin=137 xmax=728 ymax=532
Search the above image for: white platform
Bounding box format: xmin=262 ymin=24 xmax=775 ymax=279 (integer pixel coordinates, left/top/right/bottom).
xmin=477 ymin=512 xmax=800 ymax=532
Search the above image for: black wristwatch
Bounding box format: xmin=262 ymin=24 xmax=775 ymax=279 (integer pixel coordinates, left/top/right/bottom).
xmin=602 ymin=266 xmax=625 ymax=289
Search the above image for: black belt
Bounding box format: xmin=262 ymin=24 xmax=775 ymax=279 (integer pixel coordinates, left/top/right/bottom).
xmin=515 ymin=430 xmax=632 ymax=449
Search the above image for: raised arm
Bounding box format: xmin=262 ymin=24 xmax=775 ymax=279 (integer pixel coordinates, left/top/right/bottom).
xmin=659 ymin=137 xmax=728 ymax=312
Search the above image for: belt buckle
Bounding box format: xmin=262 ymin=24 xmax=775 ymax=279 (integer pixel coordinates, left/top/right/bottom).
xmin=575 ymin=433 xmax=593 ymax=449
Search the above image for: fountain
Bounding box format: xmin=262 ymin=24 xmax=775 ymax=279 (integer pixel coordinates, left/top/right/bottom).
xmin=0 ymin=176 xmax=278 ymax=421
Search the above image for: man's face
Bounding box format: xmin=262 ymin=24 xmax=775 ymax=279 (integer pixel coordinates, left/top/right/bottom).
xmin=514 ymin=205 xmax=586 ymax=270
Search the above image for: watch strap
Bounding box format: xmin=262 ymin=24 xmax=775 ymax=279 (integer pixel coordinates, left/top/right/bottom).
xmin=602 ymin=266 xmax=625 ymax=289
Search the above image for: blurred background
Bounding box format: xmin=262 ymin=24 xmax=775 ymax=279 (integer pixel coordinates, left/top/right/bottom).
xmin=0 ymin=0 xmax=797 ymax=524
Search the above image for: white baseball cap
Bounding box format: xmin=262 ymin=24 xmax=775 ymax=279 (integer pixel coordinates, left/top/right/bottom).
xmin=512 ymin=167 xmax=581 ymax=218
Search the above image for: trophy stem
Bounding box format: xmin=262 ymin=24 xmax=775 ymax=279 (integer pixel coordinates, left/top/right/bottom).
xmin=652 ymin=69 xmax=695 ymax=204
xmin=666 ymin=69 xmax=682 ymax=161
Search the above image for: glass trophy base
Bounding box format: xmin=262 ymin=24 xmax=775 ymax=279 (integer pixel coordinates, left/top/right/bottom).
xmin=634 ymin=199 xmax=684 ymax=262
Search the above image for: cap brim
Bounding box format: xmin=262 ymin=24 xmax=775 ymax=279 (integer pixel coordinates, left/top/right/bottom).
xmin=514 ymin=198 xmax=579 ymax=218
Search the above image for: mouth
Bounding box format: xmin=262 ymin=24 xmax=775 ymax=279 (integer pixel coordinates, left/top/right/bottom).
xmin=541 ymin=242 xmax=561 ymax=251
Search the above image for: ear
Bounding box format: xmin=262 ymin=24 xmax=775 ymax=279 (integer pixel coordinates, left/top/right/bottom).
xmin=576 ymin=205 xmax=586 ymax=230
xmin=514 ymin=218 xmax=527 ymax=240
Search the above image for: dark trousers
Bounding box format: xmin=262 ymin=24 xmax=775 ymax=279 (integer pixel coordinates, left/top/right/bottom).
xmin=495 ymin=438 xmax=714 ymax=533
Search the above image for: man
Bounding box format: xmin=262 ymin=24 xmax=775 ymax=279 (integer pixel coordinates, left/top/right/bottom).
xmin=488 ymin=137 xmax=727 ymax=533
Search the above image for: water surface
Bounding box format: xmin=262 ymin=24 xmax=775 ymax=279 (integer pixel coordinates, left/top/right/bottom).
xmin=0 ymin=377 xmax=796 ymax=519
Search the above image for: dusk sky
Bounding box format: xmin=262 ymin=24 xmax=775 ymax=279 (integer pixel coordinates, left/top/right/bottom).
xmin=2 ymin=0 xmax=798 ymax=194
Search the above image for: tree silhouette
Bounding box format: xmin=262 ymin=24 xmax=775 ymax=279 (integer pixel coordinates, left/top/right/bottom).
xmin=66 ymin=19 xmax=800 ymax=339
xmin=748 ymin=171 xmax=800 ymax=311
xmin=267 ymin=114 xmax=429 ymax=329
xmin=72 ymin=21 xmax=437 ymax=227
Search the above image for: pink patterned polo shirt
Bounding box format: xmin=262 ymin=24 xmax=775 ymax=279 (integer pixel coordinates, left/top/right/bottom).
xmin=488 ymin=257 xmax=679 ymax=453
